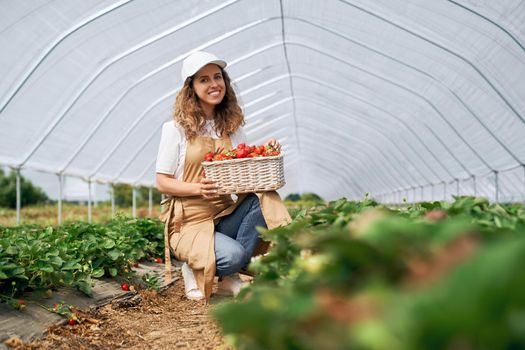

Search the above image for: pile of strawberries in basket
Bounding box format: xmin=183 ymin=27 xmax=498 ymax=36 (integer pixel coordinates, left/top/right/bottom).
xmin=203 ymin=143 xmax=281 ymax=162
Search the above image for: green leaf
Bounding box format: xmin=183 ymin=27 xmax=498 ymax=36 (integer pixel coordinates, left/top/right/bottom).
xmin=5 ymin=246 xmax=17 ymax=255
xmin=75 ymin=279 xmax=93 ymax=297
xmin=39 ymin=265 xmax=54 ymax=273
xmin=102 ymin=239 xmax=115 ymax=249
xmin=62 ymin=261 xmax=82 ymax=270
xmin=108 ymin=267 xmax=118 ymax=277
xmin=91 ymin=268 xmax=104 ymax=278
xmin=108 ymin=250 xmax=120 ymax=261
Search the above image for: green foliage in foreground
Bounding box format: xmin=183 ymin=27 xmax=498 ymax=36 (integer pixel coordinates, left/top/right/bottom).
xmin=213 ymin=196 xmax=525 ymax=350
xmin=0 ymin=216 xmax=164 ymax=298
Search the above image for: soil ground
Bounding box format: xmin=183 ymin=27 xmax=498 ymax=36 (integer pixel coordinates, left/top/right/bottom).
xmin=6 ymin=277 xmax=231 ymax=350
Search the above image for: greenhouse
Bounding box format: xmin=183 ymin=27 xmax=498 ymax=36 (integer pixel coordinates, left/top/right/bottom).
xmin=1 ymin=1 xmax=525 ymax=349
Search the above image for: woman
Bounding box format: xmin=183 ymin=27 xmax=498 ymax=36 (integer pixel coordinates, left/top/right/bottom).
xmin=156 ymin=51 xmax=291 ymax=301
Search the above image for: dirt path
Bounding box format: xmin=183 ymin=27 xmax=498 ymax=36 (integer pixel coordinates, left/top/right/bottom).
xmin=12 ymin=278 xmax=230 ymax=350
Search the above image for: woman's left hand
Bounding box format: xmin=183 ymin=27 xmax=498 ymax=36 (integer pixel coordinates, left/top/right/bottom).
xmin=265 ymin=138 xmax=281 ymax=151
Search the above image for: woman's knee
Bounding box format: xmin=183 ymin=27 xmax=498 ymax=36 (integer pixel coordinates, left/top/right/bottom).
xmin=216 ymin=240 xmax=245 ymax=276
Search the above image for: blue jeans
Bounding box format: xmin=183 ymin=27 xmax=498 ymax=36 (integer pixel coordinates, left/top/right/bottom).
xmin=214 ymin=194 xmax=266 ymax=276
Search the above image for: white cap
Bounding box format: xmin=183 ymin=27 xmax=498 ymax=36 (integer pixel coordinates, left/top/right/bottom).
xmin=181 ymin=51 xmax=227 ymax=81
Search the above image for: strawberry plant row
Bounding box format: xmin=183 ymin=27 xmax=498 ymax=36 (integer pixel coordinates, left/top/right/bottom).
xmin=213 ymin=196 xmax=525 ymax=350
xmin=0 ymin=216 xmax=164 ymax=301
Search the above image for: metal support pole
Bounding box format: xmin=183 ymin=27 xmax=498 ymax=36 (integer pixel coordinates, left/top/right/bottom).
xmin=87 ymin=178 xmax=92 ymax=224
xmin=420 ymin=186 xmax=424 ymax=202
xmin=93 ymin=181 xmax=97 ymax=208
xmin=443 ymin=181 xmax=447 ymax=201
xmin=494 ymin=171 xmax=499 ymax=203
xmin=431 ymin=183 xmax=435 ymax=202
xmin=456 ymin=178 xmax=460 ymax=196
xmin=57 ymin=173 xmax=63 ymax=225
xmin=148 ymin=187 xmax=153 ymax=217
xmin=472 ymin=175 xmax=477 ymax=197
xmin=110 ymin=183 xmax=115 ymax=218
xmin=132 ymin=186 xmax=137 ymax=218
xmin=15 ymin=168 xmax=21 ymax=225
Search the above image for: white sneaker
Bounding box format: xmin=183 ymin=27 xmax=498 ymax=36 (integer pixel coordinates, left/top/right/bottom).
xmin=181 ymin=263 xmax=204 ymax=300
xmin=216 ymin=273 xmax=248 ymax=297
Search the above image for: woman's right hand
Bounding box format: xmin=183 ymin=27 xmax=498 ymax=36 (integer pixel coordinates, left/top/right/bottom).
xmin=199 ymin=176 xmax=219 ymax=199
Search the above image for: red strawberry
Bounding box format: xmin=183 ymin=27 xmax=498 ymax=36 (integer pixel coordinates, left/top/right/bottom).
xmin=121 ymin=283 xmax=130 ymax=291
xmin=204 ymin=152 xmax=214 ymax=162
xmin=235 ymin=148 xmax=249 ymax=158
xmin=155 ymin=257 xmax=162 ymax=264
xmin=68 ymin=319 xmax=77 ymax=326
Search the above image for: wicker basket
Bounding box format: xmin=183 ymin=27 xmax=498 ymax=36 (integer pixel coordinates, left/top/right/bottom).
xmin=202 ymin=154 xmax=285 ymax=194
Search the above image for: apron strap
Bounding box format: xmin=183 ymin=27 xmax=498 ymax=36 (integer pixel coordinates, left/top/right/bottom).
xmin=161 ymin=196 xmax=184 ymax=283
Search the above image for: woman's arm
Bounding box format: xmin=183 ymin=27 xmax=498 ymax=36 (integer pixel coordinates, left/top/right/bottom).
xmin=156 ymin=173 xmax=219 ymax=199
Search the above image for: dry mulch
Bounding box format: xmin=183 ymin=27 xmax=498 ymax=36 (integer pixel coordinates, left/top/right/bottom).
xmin=6 ymin=278 xmax=232 ymax=350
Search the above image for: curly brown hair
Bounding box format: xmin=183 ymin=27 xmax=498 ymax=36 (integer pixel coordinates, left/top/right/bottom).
xmin=173 ymin=68 xmax=244 ymax=140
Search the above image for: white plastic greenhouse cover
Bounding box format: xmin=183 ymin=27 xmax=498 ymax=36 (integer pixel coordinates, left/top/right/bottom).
xmin=1 ymin=0 xmax=525 ymax=202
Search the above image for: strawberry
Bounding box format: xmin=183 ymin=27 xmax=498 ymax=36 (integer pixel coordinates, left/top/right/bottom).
xmin=155 ymin=257 xmax=162 ymax=264
xmin=121 ymin=283 xmax=130 ymax=291
xmin=68 ymin=319 xmax=77 ymax=326
xmin=235 ymin=148 xmax=249 ymax=158
xmin=204 ymin=152 xmax=214 ymax=162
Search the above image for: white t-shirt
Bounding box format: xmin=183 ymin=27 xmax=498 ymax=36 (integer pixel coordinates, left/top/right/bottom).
xmin=155 ymin=120 xmax=247 ymax=180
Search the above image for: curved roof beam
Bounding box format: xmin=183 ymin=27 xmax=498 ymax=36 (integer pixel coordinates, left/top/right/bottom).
xmin=242 ymin=71 xmax=469 ymax=177
xmin=14 ymin=1 xmax=259 ymax=168
xmin=295 ymin=99 xmax=424 ymax=186
xmin=60 ymin=64 xmax=277 ymax=175
xmin=339 ymin=0 xmax=525 ymax=127
xmin=298 ymin=130 xmax=396 ymax=191
xmin=279 ymin=0 xmax=302 ymax=193
xmin=297 ymin=148 xmax=369 ymax=196
xmin=447 ymin=1 xmax=525 ymax=53
xmin=298 ymin=128 xmax=395 ymax=189
xmin=286 ymin=46 xmax=493 ymax=172
xmin=17 ymin=12 xmax=511 ymax=174
xmin=294 ymin=84 xmax=444 ymax=181
xmin=21 ymin=11 xmax=508 ymax=172
xmin=0 ymin=0 xmax=135 ymax=114
xmin=287 ymin=17 xmax=524 ymax=166
xmin=243 ymin=93 xmax=416 ymax=189
xmin=306 ymin=83 xmax=455 ymax=180
xmin=247 ymin=93 xmax=414 ymax=190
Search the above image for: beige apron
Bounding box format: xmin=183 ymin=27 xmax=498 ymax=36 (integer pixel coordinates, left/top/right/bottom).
xmin=160 ymin=133 xmax=291 ymax=301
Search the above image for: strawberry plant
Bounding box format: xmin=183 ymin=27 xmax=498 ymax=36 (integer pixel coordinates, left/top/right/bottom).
xmin=0 ymin=216 xmax=164 ymax=303
xmin=214 ymin=196 xmax=525 ymax=350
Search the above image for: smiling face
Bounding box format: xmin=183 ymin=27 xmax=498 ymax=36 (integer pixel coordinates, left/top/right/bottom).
xmin=192 ymin=63 xmax=226 ymax=118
